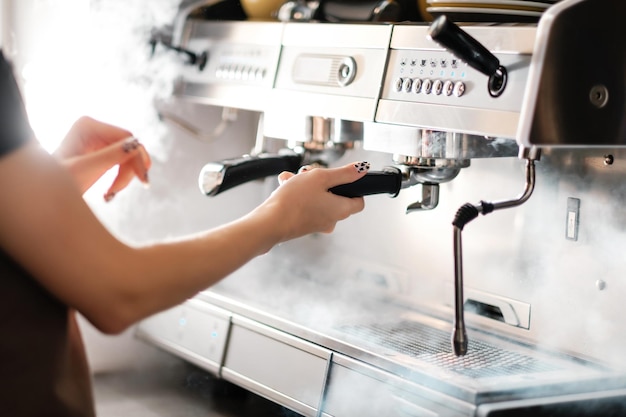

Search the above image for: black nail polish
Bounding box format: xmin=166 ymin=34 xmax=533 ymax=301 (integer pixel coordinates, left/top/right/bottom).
xmin=355 ymin=161 xmax=370 ymax=173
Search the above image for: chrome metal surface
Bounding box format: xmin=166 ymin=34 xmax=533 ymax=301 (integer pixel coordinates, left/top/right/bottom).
xmin=335 ymin=319 xmax=561 ymax=380
xmin=141 ymin=2 xmax=626 ymax=415
xmin=185 ymin=283 xmax=626 ymax=414
xmin=198 ymin=163 xmax=225 ymax=196
xmin=263 ymin=22 xmax=392 ymax=141
xmin=221 ymin=316 xmax=331 ymax=417
xmin=461 ymin=287 xmax=531 ymax=330
xmin=452 ymin=155 xmax=538 ymax=356
xmin=136 ymin=299 xmax=231 ymax=375
xmin=377 ymin=24 xmax=535 ymax=139
xmin=405 ymin=183 xmax=440 ymax=212
xmin=173 ymin=20 xmax=284 ymax=112
xmin=518 ymin=0 xmax=626 ymax=146
xmin=158 ymin=105 xmax=238 ymax=142
xmin=302 ymin=117 xmax=363 ymax=148
xmin=365 ymin=126 xmax=519 ymax=160
xmin=453 ymin=226 xmax=468 ymax=356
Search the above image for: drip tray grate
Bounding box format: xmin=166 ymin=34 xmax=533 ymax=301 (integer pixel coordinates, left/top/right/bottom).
xmin=335 ymin=319 xmax=562 ymax=379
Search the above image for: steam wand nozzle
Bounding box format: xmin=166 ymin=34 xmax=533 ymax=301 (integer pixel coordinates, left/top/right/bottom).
xmin=453 ymin=320 xmax=468 ymax=357
xmin=451 ymin=156 xmax=537 ymax=357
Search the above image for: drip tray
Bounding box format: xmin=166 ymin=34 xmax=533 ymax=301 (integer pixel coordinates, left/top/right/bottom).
xmin=197 ymin=289 xmax=626 ymax=405
xmin=329 ymin=313 xmax=615 ymax=403
xmin=336 ymin=319 xmax=562 ymax=379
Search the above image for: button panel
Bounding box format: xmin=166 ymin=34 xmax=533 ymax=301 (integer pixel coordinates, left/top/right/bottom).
xmin=392 ymin=51 xmax=468 ymax=100
xmin=212 ymin=46 xmax=273 ymax=84
xmin=215 ymin=64 xmax=267 ymax=82
xmin=394 ymin=76 xmax=465 ymax=96
xmin=382 ymin=48 xmax=531 ymax=113
xmin=184 ymin=41 xmax=278 ymax=87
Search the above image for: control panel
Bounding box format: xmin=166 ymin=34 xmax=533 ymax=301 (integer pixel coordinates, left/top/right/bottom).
xmin=173 ymin=20 xmax=284 ymax=111
xmin=382 ymin=49 xmax=530 ymax=113
xmin=394 ymin=54 xmax=467 ymax=97
xmin=184 ymin=42 xmax=278 ymax=87
xmin=376 ymin=24 xmax=536 ymax=139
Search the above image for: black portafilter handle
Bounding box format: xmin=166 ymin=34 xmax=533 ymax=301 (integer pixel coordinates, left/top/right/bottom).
xmin=199 ymin=153 xmax=304 ymax=196
xmin=329 ymin=166 xmax=402 ymax=197
xmin=199 ymin=153 xmax=403 ymax=198
xmin=428 ymin=15 xmax=507 ymax=96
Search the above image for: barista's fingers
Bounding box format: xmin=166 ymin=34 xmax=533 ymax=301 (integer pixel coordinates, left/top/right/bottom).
xmin=323 ymin=161 xmax=371 ymax=189
xmin=130 ymin=149 xmax=150 ymax=185
xmin=297 ymin=165 xmax=313 ymax=174
xmin=277 ymin=171 xmax=295 ymax=186
xmin=103 ymin=163 xmax=135 ymax=202
xmin=136 ymin=142 xmax=152 ymax=171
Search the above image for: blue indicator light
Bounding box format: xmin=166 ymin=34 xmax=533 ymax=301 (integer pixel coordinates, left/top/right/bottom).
xmin=440 ymin=70 xmax=444 ymax=76
xmin=461 ymin=72 xmax=466 ymax=78
xmin=211 ymin=331 xmax=218 ymax=338
xmin=450 ymin=71 xmax=455 ymax=77
xmin=178 ymin=318 xmax=187 ymax=326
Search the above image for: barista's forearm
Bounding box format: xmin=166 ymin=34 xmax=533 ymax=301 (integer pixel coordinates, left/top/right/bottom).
xmin=112 ymin=208 xmax=283 ymax=330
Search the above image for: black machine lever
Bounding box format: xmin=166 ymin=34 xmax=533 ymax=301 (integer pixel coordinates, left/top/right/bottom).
xmin=150 ymin=29 xmax=208 ymax=71
xmin=428 ymin=15 xmax=507 ymax=97
xmin=198 ymin=153 xmax=402 ymax=198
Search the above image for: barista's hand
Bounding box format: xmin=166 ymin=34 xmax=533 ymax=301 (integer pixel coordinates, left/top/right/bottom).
xmin=54 ymin=116 xmax=151 ymax=200
xmin=258 ymin=161 xmax=369 ymax=241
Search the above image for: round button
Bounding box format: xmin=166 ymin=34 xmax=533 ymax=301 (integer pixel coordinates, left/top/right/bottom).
xmin=395 ymin=78 xmax=404 ymax=92
xmin=444 ymin=80 xmax=454 ymax=96
xmin=433 ymin=79 xmax=443 ymax=95
xmin=454 ymin=81 xmax=466 ymax=97
xmin=340 ymin=64 xmax=350 ymax=78
xmin=248 ymin=67 xmax=256 ymax=81
xmin=227 ymin=65 xmax=236 ymax=79
xmin=241 ymin=66 xmax=250 ymax=81
xmin=412 ymin=78 xmax=422 ymax=94
xmin=423 ymin=79 xmax=433 ymax=94
xmin=337 ymin=57 xmax=357 ymax=87
xmin=402 ymin=78 xmax=413 ymax=93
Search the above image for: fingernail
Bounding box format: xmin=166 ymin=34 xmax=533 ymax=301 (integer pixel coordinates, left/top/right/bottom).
xmin=143 ymin=171 xmax=150 ymax=184
xmin=298 ymin=165 xmax=311 ymax=173
xmin=354 ymin=161 xmax=370 ymax=173
xmin=122 ymin=137 xmax=140 ymax=153
xmin=104 ymin=191 xmax=116 ymax=202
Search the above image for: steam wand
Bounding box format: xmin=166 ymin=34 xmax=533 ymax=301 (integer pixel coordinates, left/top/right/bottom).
xmin=451 ymin=147 xmax=540 ymax=356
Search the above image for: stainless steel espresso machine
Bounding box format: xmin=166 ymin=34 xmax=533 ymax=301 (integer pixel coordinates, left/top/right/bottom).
xmin=138 ymin=0 xmax=626 ymax=415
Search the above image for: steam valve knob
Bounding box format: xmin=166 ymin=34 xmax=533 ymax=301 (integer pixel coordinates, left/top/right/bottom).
xmin=428 ymin=15 xmax=507 ymax=97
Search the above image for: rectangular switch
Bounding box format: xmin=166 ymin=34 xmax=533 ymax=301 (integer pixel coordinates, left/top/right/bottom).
xmin=566 ymin=197 xmax=580 ymax=241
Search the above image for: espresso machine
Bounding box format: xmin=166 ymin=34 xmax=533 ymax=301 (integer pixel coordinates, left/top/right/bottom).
xmin=138 ymin=0 xmax=626 ymax=415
